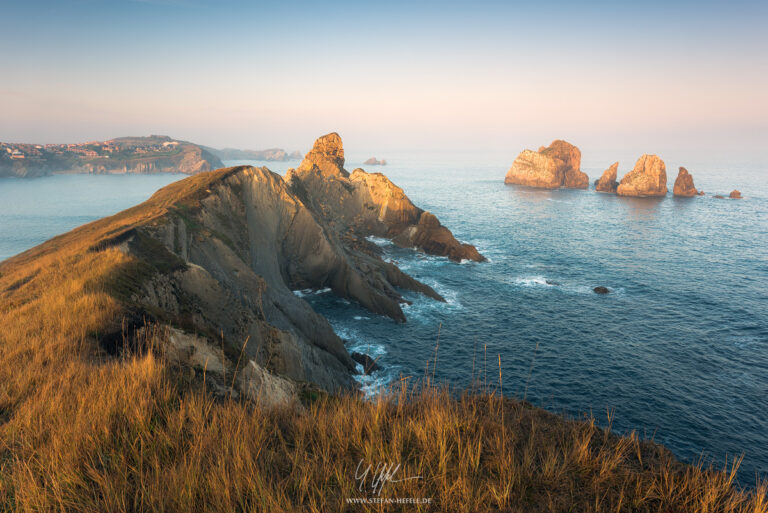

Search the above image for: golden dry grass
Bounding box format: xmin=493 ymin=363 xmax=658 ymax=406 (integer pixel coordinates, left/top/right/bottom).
xmin=0 ymin=173 xmax=766 ymax=512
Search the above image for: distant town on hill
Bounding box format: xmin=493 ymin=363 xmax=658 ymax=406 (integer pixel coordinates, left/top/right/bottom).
xmin=0 ymin=136 xmax=303 ymax=178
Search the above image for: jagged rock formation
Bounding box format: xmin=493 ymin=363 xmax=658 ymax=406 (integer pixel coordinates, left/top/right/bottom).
xmin=617 ymin=155 xmax=668 ymax=197
xmin=287 ymin=133 xmax=484 ymax=263
xmin=0 ymin=134 xmax=482 ymax=401
xmin=673 ymin=167 xmax=700 ymax=197
xmin=595 ymin=162 xmax=619 ymax=193
xmin=364 ymin=157 xmax=387 ymax=165
xmin=504 ymin=140 xmax=588 ymax=189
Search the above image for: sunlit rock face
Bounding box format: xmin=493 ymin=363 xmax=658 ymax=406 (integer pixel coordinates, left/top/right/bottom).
xmin=504 ymin=140 xmax=588 ymax=189
xmin=617 ymin=154 xmax=668 ymax=197
xmin=595 ymin=162 xmax=619 ymax=193
xmin=673 ymin=167 xmax=700 ymax=197
xmin=287 ymin=133 xmax=485 ymax=263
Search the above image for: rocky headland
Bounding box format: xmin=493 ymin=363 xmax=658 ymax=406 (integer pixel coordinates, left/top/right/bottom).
xmin=0 ymin=133 xmax=483 ymax=402
xmin=616 ymin=154 xmax=668 ymax=197
xmin=0 ymin=135 xmax=223 ymax=178
xmin=504 ymin=140 xmax=589 ymax=189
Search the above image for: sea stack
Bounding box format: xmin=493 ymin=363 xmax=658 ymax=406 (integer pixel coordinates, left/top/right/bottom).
xmin=595 ymin=162 xmax=619 ymax=193
xmin=616 ymin=154 xmax=667 ymax=197
xmin=729 ymin=190 xmax=742 ymax=199
xmin=673 ymin=167 xmax=699 ymax=197
xmin=504 ymin=140 xmax=588 ymax=189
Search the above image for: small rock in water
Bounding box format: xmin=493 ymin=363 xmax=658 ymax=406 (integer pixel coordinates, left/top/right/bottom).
xmin=593 ymin=286 xmax=610 ymax=294
xmin=545 ymin=280 xmax=561 ymax=286
xmin=351 ymin=352 xmax=380 ymax=375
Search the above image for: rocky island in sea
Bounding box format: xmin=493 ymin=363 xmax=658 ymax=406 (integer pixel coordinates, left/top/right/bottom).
xmin=0 ymin=135 xmax=223 ymax=178
xmin=504 ymin=140 xmax=589 ymax=189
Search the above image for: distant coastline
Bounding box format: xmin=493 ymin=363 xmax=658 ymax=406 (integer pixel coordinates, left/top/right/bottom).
xmin=0 ymin=136 xmax=303 ymax=178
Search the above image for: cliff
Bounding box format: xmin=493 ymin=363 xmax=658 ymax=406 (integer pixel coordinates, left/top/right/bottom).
xmin=504 ymin=140 xmax=588 ymax=189
xmin=286 ymin=133 xmax=485 ymax=263
xmin=0 ymin=136 xmax=223 ymax=178
xmin=0 ymin=134 xmax=482 ymax=398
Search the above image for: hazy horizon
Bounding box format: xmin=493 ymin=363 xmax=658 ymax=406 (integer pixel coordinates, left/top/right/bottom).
xmin=2 ymin=0 xmax=767 ymax=156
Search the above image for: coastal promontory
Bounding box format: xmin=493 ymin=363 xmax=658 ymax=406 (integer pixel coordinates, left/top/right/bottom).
xmin=616 ymin=154 xmax=668 ymax=197
xmin=504 ymin=140 xmax=588 ymax=189
xmin=0 ymin=133 xmax=481 ymax=400
xmin=287 ymin=133 xmax=485 ymax=263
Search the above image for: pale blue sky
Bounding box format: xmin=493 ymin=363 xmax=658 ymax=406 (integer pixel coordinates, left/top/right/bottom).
xmin=1 ymin=0 xmax=766 ymax=154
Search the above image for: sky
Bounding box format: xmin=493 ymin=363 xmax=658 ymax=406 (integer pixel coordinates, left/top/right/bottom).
xmin=1 ymin=0 xmax=767 ymax=156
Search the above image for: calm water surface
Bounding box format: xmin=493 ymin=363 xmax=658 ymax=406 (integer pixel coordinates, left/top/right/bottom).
xmin=0 ymin=153 xmax=766 ymax=482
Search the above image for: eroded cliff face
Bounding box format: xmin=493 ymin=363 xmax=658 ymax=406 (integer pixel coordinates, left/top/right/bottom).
xmin=1 ymin=134 xmax=483 ymax=402
xmin=115 ymin=162 xmax=462 ymax=394
xmin=504 ymin=140 xmax=588 ymax=189
xmin=286 ymin=133 xmax=485 ymax=263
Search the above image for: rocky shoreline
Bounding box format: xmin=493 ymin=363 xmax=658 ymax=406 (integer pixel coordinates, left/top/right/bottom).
xmin=0 ymin=133 xmax=483 ymax=403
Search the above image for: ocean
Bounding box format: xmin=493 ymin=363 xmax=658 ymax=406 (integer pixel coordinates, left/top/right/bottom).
xmin=1 ymin=152 xmax=766 ymax=482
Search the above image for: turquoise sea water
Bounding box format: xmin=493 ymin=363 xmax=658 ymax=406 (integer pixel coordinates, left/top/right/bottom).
xmin=0 ymin=154 xmax=766 ymax=482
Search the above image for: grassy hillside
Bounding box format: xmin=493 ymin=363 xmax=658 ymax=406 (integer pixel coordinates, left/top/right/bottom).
xmin=0 ymin=169 xmax=765 ymax=512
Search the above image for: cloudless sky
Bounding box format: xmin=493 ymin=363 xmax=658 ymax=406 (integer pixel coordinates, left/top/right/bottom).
xmin=1 ymin=0 xmax=766 ymax=156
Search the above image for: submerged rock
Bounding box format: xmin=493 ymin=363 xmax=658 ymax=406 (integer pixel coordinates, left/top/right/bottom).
xmin=351 ymin=352 xmax=380 ymax=375
xmin=595 ymin=162 xmax=619 ymax=193
xmin=617 ymin=155 xmax=667 ymax=197
xmin=593 ymin=286 xmax=610 ymax=294
xmin=673 ymin=167 xmax=699 ymax=197
xmin=504 ymin=140 xmax=588 ymax=189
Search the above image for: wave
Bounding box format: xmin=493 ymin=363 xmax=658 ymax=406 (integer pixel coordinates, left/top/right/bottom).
xmin=510 ymin=275 xmax=624 ymax=296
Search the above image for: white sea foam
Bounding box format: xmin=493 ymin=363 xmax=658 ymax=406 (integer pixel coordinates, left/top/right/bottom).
xmin=365 ymin=235 xmax=392 ymax=247
xmin=510 ymin=276 xmax=625 ymax=296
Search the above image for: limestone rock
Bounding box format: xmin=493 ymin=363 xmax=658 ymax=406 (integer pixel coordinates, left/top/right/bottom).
xmin=673 ymin=167 xmax=699 ymax=197
xmin=297 ymin=132 xmax=346 ymax=177
xmin=239 ymin=360 xmax=298 ymax=408
xmin=729 ymin=190 xmax=742 ymax=199
xmin=616 ymin=155 xmax=667 ymax=197
xmin=364 ymin=157 xmax=387 ymax=166
xmin=287 ymin=133 xmax=485 ymax=263
xmin=595 ymin=162 xmax=619 ymax=193
xmin=351 ymin=352 xmax=380 ymax=374
xmin=504 ymin=140 xmax=588 ymax=189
